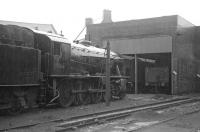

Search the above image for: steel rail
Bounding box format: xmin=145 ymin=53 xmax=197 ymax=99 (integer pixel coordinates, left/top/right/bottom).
xmin=64 ymin=97 xmax=189 ymax=121
xmin=56 ymin=97 xmax=200 ymax=131
xmin=0 ymin=97 xmax=198 ymax=132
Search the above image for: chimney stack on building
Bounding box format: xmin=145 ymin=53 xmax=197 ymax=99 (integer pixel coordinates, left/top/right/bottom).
xmin=102 ymin=9 xmax=112 ymax=23
xmin=85 ymin=18 xmax=93 ymax=26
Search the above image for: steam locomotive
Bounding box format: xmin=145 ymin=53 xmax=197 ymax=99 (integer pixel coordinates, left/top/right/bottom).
xmin=0 ymin=25 xmax=127 ymax=114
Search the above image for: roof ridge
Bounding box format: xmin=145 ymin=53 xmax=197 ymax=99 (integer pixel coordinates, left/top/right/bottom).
xmin=0 ymin=19 xmax=52 ymax=25
xmin=90 ymin=15 xmax=178 ymax=26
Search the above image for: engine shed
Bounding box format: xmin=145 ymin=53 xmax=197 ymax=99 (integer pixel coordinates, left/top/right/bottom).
xmin=85 ymin=11 xmax=200 ymax=94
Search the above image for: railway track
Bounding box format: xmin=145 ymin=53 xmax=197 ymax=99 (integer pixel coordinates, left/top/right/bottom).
xmin=1 ymin=97 xmax=199 ymax=132
xmin=56 ymin=97 xmax=200 ymax=132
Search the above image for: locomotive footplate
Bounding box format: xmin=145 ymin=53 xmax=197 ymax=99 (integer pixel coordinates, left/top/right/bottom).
xmin=71 ymin=89 xmax=105 ymax=94
xmin=88 ymin=89 xmax=106 ymax=93
xmin=72 ymin=89 xmax=88 ymax=94
xmin=49 ymin=74 xmax=129 ymax=79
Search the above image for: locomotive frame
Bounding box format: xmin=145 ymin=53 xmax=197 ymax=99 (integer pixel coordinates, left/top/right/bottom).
xmin=0 ymin=25 xmax=128 ymax=113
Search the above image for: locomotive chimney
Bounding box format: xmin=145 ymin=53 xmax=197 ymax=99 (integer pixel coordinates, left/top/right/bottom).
xmin=102 ymin=9 xmax=112 ymax=23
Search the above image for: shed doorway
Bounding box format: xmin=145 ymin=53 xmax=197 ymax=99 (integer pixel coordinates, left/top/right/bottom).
xmin=126 ymin=53 xmax=171 ymax=94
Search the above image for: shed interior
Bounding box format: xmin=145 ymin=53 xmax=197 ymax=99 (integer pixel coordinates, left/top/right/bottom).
xmin=124 ymin=53 xmax=171 ymax=94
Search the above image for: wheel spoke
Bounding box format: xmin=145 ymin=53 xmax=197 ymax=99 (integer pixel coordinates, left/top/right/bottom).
xmin=8 ymin=95 xmax=23 ymax=115
xmin=91 ymin=92 xmax=103 ymax=103
xmin=78 ymin=81 xmax=91 ymax=105
xmin=58 ymin=81 xmax=73 ymax=108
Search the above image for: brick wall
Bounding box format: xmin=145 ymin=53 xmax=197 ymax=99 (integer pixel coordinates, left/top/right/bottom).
xmin=86 ymin=15 xmax=177 ymax=47
xmin=194 ymin=27 xmax=200 ymax=92
xmin=86 ymin=15 xmax=200 ymax=94
xmin=172 ymin=26 xmax=196 ymax=94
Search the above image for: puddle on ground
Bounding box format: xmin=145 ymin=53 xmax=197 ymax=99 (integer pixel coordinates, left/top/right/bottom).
xmin=82 ymin=120 xmax=160 ymax=132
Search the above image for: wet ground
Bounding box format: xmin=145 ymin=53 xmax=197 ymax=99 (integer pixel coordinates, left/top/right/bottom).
xmin=78 ymin=98 xmax=200 ymax=132
xmin=0 ymin=94 xmax=198 ymax=132
xmin=138 ymin=111 xmax=200 ymax=132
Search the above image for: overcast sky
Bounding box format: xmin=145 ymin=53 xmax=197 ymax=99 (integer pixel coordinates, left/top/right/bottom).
xmin=0 ymin=0 xmax=200 ymax=41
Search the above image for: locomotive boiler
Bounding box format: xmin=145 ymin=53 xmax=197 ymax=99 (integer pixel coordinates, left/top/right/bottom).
xmin=0 ymin=24 xmax=127 ymax=114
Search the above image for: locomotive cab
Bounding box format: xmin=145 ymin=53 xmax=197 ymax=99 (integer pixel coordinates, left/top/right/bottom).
xmin=33 ymin=30 xmax=71 ymax=76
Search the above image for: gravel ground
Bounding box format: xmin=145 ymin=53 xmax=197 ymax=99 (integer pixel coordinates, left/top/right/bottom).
xmin=136 ymin=106 xmax=200 ymax=132
xmin=79 ymin=98 xmax=200 ymax=132
xmin=0 ymin=94 xmax=193 ymax=131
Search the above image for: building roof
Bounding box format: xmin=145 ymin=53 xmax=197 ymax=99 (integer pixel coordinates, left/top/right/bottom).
xmin=0 ymin=20 xmax=58 ymax=34
xmin=89 ymin=15 xmax=195 ymax=27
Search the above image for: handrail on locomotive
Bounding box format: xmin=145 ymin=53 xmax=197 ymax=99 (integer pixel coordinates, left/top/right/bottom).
xmin=0 ymin=24 xmax=130 ymax=113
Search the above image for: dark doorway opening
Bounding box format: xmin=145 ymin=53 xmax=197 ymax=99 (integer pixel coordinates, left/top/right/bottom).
xmin=125 ymin=53 xmax=171 ymax=94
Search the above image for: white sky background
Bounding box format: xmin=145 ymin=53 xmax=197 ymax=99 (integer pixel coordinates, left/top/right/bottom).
xmin=0 ymin=0 xmax=200 ymax=41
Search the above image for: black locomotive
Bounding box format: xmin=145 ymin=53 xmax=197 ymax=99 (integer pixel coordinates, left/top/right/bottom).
xmin=0 ymin=25 xmax=127 ymax=113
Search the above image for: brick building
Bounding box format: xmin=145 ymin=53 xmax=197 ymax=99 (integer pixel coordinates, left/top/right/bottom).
xmin=85 ymin=10 xmax=200 ymax=94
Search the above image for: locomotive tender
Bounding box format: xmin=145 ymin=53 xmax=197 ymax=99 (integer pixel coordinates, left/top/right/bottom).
xmin=0 ymin=24 xmax=127 ymax=113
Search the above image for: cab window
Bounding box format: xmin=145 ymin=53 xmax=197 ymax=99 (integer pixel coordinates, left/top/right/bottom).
xmin=54 ymin=42 xmax=61 ymax=55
